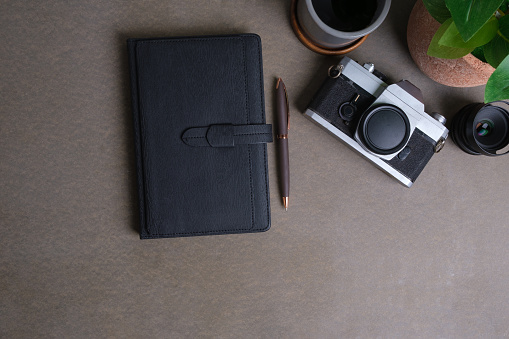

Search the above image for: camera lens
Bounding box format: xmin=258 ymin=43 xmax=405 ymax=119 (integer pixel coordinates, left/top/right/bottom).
xmin=357 ymin=105 xmax=410 ymax=155
xmin=451 ymin=102 xmax=509 ymax=156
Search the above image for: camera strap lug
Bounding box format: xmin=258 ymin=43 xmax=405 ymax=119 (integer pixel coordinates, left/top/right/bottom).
xmin=328 ymin=64 xmax=344 ymax=78
xmin=434 ymin=137 xmax=446 ymax=153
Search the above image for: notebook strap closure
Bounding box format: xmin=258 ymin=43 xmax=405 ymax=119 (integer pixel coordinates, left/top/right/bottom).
xmin=182 ymin=124 xmax=273 ymax=147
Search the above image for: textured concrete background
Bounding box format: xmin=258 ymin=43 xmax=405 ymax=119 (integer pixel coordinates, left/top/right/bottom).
xmin=2 ymin=0 xmax=509 ymax=337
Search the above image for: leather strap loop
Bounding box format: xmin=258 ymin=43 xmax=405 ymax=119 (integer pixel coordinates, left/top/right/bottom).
xmin=182 ymin=124 xmax=273 ymax=147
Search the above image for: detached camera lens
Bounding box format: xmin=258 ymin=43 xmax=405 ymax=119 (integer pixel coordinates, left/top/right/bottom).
xmin=451 ymin=102 xmax=509 ymax=156
xmin=357 ymin=105 xmax=410 ymax=155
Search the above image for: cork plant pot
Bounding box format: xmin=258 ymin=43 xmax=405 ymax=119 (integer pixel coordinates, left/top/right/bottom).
xmin=407 ymin=0 xmax=495 ymax=87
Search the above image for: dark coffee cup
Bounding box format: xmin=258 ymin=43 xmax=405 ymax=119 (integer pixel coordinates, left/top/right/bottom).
xmin=297 ymin=0 xmax=391 ymax=49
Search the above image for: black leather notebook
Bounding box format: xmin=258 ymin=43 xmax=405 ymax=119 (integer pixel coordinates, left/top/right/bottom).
xmin=127 ymin=34 xmax=272 ymax=239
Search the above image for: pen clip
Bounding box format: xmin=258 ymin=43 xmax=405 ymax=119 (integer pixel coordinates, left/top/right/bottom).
xmin=277 ymin=78 xmax=290 ymax=130
xmin=285 ymin=83 xmax=290 ymax=130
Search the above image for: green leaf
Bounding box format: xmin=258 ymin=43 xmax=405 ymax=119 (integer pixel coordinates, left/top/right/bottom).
xmin=471 ymin=46 xmax=487 ymax=62
xmin=484 ymin=35 xmax=509 ymax=68
xmin=498 ymin=14 xmax=509 ymax=41
xmin=428 ymin=18 xmax=474 ymax=58
xmin=444 ymin=0 xmax=504 ymax=42
xmin=484 ymin=16 xmax=509 ymax=68
xmin=439 ymin=17 xmax=498 ymax=48
xmin=485 ymin=55 xmax=509 ymax=102
xmin=501 ymin=0 xmax=509 ymax=12
xmin=422 ymin=0 xmax=451 ymax=23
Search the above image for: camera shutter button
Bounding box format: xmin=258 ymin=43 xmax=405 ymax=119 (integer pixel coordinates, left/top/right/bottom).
xmin=363 ymin=63 xmax=375 ymax=73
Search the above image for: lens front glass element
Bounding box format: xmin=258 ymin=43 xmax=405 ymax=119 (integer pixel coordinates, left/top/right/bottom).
xmin=475 ymin=120 xmax=493 ymax=137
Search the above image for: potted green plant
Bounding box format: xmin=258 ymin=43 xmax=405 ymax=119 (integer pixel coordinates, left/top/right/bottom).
xmin=407 ymin=0 xmax=509 ymax=102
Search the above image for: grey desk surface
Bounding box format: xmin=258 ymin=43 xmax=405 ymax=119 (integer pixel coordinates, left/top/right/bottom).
xmin=2 ymin=0 xmax=509 ymax=337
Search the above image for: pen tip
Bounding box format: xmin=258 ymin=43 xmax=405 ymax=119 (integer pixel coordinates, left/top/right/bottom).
xmin=283 ymin=197 xmax=289 ymax=211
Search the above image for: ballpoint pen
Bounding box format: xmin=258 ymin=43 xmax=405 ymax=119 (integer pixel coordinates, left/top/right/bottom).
xmin=276 ymin=78 xmax=290 ymax=211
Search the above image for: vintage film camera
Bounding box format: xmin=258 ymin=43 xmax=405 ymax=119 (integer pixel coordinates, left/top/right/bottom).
xmin=304 ymin=57 xmax=448 ymax=187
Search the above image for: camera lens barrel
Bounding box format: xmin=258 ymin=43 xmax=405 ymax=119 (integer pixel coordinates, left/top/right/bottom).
xmin=451 ymin=101 xmax=509 ymax=156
